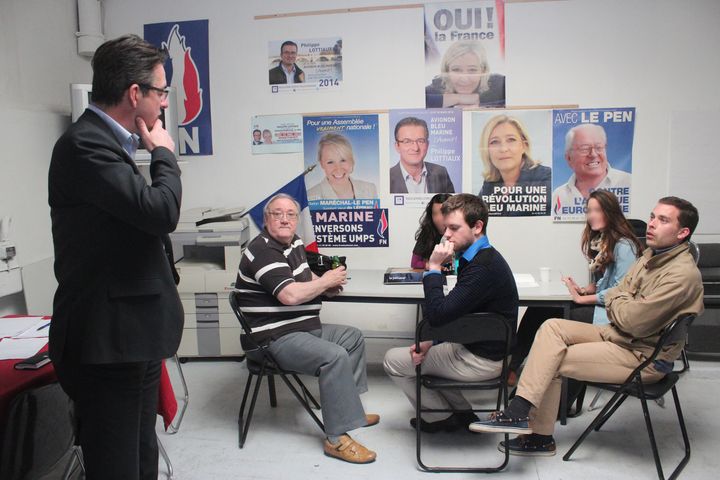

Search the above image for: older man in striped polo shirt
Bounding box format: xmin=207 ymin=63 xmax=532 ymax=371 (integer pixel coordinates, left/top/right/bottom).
xmin=235 ymin=193 xmax=378 ymax=464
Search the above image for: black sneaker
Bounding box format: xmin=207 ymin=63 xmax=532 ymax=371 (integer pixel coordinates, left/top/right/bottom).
xmin=454 ymin=411 xmax=480 ymax=428
xmin=498 ymin=434 xmax=556 ymax=457
xmin=410 ymin=412 xmax=479 ymax=433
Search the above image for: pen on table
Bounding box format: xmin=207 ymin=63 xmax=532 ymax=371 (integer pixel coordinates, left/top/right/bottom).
xmin=36 ymin=322 xmax=51 ymax=331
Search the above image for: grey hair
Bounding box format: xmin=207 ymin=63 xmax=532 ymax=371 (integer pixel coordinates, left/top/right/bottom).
xmin=564 ymin=123 xmax=607 ymax=156
xmin=263 ymin=193 xmax=301 ymax=220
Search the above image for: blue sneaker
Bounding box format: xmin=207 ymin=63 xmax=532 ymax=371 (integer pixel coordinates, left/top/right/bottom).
xmin=468 ymin=410 xmax=531 ymax=434
xmin=498 ymin=434 xmax=556 ymax=457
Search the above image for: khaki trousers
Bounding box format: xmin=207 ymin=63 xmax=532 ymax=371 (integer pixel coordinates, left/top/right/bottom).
xmin=516 ymin=319 xmax=664 ymax=435
xmin=384 ymin=343 xmax=502 ymax=422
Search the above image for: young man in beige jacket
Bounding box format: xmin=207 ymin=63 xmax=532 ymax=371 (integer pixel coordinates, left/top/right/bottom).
xmin=470 ymin=196 xmax=704 ymax=456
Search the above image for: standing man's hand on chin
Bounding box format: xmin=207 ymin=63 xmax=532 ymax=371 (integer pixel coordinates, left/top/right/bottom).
xmin=136 ymin=117 xmax=175 ymax=153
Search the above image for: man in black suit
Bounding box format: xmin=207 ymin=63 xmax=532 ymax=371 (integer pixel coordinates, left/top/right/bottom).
xmin=389 ymin=117 xmax=456 ymax=194
xmin=269 ymin=40 xmax=305 ymax=84
xmin=48 ymin=34 xmax=183 ymax=480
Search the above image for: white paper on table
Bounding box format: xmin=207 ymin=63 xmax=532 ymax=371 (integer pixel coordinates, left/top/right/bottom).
xmin=0 ymin=317 xmax=45 ymax=338
xmin=513 ymin=273 xmax=539 ymax=288
xmin=0 ymin=337 xmax=47 ymax=360
xmin=14 ymin=319 xmax=51 ymax=339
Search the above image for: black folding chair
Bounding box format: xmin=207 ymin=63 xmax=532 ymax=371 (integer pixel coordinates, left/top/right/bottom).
xmin=415 ymin=313 xmax=513 ymax=473
xmin=229 ymin=292 xmax=324 ymax=448
xmin=563 ymin=314 xmax=696 ymax=480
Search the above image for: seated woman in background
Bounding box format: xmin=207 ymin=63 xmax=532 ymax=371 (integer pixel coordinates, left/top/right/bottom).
xmin=508 ymin=190 xmax=642 ymax=384
xmin=411 ymin=193 xmax=451 ymax=270
xmin=307 ymin=132 xmax=378 ymax=200
xmin=479 ymin=115 xmax=552 ymax=214
xmin=425 ymin=40 xmax=505 ymax=109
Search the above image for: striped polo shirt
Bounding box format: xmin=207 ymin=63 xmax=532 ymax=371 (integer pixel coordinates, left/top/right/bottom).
xmin=235 ymin=229 xmax=321 ymax=348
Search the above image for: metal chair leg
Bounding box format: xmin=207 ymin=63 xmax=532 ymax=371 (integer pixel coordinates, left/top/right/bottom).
xmin=594 ymin=393 xmax=629 ymax=431
xmin=276 ymin=373 xmax=324 ymax=432
xmin=239 ymin=372 xmax=265 ymax=448
xmin=166 ymin=354 xmax=189 ymax=434
xmin=293 ymin=373 xmax=322 ymax=409
xmin=414 ymin=363 xmax=509 ymax=473
xmin=268 ymin=375 xmax=278 ymax=408
xmin=587 ymin=389 xmax=605 ymax=411
xmin=62 ymin=446 xmax=85 ymax=479
xmin=669 ymin=386 xmax=691 ymax=480
xmin=638 ymin=393 xmax=664 ymax=480
xmin=564 ymin=389 xmax=627 ymax=461
xmin=157 ymin=434 xmax=174 ymax=480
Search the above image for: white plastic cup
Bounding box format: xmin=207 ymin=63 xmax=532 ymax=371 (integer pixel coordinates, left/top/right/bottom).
xmin=539 ymin=267 xmax=551 ymax=283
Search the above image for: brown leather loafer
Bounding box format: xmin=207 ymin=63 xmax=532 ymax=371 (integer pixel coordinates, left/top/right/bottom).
xmin=324 ymin=435 xmax=376 ymax=464
xmin=365 ymin=413 xmax=380 ymax=427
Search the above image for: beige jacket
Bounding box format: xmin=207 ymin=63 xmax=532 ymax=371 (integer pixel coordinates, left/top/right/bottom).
xmin=601 ymin=242 xmax=704 ymax=363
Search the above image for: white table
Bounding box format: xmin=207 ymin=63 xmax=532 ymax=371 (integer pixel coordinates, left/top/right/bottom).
xmin=332 ymin=268 xmax=572 ymax=312
xmin=325 ymin=268 xmax=572 ymax=339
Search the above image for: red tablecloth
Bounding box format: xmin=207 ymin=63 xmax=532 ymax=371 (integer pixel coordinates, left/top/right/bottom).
xmin=0 ymin=315 xmax=177 ymax=431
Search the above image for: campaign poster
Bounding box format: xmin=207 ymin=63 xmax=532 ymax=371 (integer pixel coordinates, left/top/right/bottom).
xmin=303 ymin=114 xmax=380 ymax=210
xmin=312 ymin=209 xmax=389 ymax=248
xmin=389 ymin=109 xmax=462 ymax=208
xmin=472 ymin=110 xmax=553 ymax=216
xmin=144 ymin=20 xmax=213 ymax=156
xmin=250 ymin=114 xmax=303 ymax=154
xmin=268 ymin=37 xmax=343 ymax=94
xmin=424 ymin=1 xmax=506 ymax=109
xmin=552 ymin=108 xmax=635 ymax=222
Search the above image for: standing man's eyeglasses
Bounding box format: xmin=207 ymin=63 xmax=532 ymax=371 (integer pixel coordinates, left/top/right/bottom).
xmin=138 ymin=84 xmax=171 ymax=100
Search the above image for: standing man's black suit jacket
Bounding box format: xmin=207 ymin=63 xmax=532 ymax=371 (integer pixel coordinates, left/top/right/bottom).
xmin=48 ymin=109 xmax=184 ymax=365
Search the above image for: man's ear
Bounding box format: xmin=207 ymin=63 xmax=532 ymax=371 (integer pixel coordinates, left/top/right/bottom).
xmin=472 ymin=220 xmax=484 ymax=235
xmin=677 ymin=227 xmax=690 ymax=242
xmin=128 ymin=84 xmax=140 ymax=108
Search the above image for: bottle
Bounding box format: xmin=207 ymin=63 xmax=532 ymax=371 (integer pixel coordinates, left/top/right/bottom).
xmin=331 ymin=255 xmax=341 ymax=269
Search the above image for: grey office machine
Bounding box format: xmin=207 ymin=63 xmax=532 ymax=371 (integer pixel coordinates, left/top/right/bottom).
xmin=170 ymin=207 xmax=250 ymax=358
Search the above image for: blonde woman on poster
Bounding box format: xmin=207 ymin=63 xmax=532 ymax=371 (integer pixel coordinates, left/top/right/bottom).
xmin=480 ymin=115 xmax=551 ymax=193
xmin=307 ymin=133 xmax=378 ymax=200
xmin=425 ymin=41 xmax=505 ymax=109
xmin=479 ymin=114 xmax=551 ymax=216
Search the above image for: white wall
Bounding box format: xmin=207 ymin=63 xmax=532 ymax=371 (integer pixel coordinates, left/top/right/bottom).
xmin=0 ymin=0 xmax=92 ymax=314
xmin=97 ymin=0 xmax=720 ymax=335
xmin=101 ymin=0 xmax=720 ymax=272
xmin=4 ymin=0 xmax=720 ymax=317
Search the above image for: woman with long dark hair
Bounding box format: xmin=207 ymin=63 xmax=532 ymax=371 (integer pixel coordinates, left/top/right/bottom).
xmin=411 ymin=193 xmax=452 ymax=269
xmin=509 ymin=190 xmax=642 ymax=383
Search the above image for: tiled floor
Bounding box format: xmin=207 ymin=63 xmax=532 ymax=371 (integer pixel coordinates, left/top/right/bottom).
xmin=157 ymin=359 xmax=720 ymax=479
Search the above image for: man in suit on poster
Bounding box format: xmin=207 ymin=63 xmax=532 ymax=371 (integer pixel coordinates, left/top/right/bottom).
xmin=269 ymin=40 xmax=305 ymax=85
xmin=389 ymin=116 xmax=456 ymax=194
xmin=252 ymin=129 xmax=263 ymax=145
xmin=48 ymin=34 xmax=183 ymax=480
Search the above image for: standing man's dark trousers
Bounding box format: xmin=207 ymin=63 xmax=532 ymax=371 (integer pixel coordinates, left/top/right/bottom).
xmin=54 ymin=358 xmax=162 ymax=480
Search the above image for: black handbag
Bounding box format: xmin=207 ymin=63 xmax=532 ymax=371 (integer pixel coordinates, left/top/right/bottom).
xmin=306 ymin=251 xmax=347 ymax=276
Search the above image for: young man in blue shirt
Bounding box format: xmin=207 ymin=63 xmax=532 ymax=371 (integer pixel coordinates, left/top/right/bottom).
xmin=384 ymin=193 xmax=518 ymax=432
